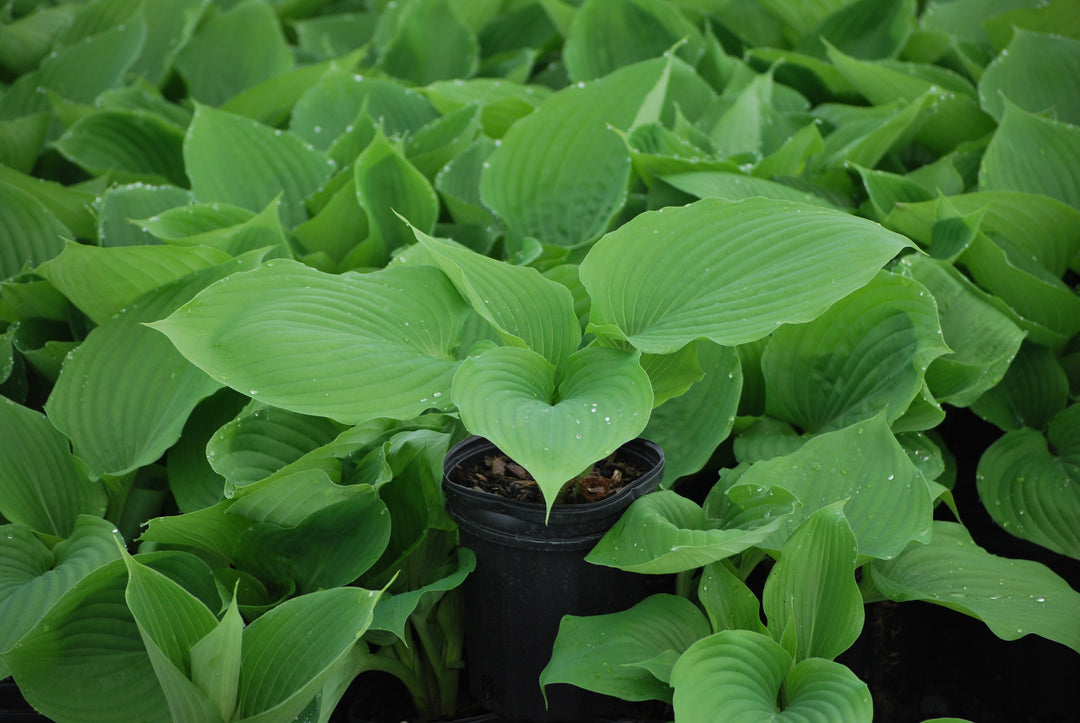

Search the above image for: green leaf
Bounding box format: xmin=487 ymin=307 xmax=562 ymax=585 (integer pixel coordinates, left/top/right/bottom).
xmin=871 ymin=521 xmax=1080 ymax=653
xmin=580 ymin=198 xmax=912 ymax=354
xmin=235 ymin=586 xmax=380 ymax=720
xmin=699 ymin=562 xmax=767 ymax=635
xmin=174 ymin=0 xmax=294 ymax=106
xmin=978 ymin=30 xmax=1080 ymax=125
xmin=541 ymin=594 xmax=711 ymax=703
xmin=452 ymin=346 xmax=652 ymax=512
xmin=190 ymin=596 xmax=244 ymax=722
xmin=370 ymin=547 xmax=474 ymax=642
xmin=184 ymin=104 xmax=336 ymax=229
xmin=96 ymin=183 xmax=193 ymax=248
xmin=53 ymin=110 xmax=187 ymax=187
xmin=349 ymin=128 xmax=438 ymax=268
xmin=763 ymin=503 xmax=863 ymax=661
xmin=0 ymin=166 xmax=98 ymax=241
xmin=129 ymin=0 xmax=207 ymax=87
xmin=0 ymin=113 xmax=50 ymax=173
xmin=895 ymin=255 xmax=1025 ymax=407
xmin=0 ymin=398 xmax=107 ymax=537
xmin=976 ymin=405 xmax=1080 ymax=560
xmin=38 ymin=242 xmax=231 ymax=325
xmin=562 ymin=0 xmax=704 ymax=82
xmin=971 ymin=342 xmax=1069 ymax=431
xmin=480 ymin=57 xmax=671 ymax=247
xmin=0 ymin=182 xmax=70 ymax=280
xmin=798 ymin=0 xmax=915 ymax=60
xmin=423 ymin=78 xmax=549 ymax=139
xmin=670 ymin=630 xmax=873 ymax=722
xmin=662 ymin=170 xmax=840 ymax=208
xmin=378 ymin=0 xmax=479 ymax=85
xmin=404 ymin=103 xmax=482 ymax=180
xmin=44 ymin=256 xmax=268 ymax=478
xmin=736 ymin=414 xmax=934 ymax=560
xmin=0 ymin=5 xmax=78 ymax=76
xmin=140 ymin=500 xmax=254 ymax=561
xmin=0 ymin=517 xmax=122 ymax=662
xmin=152 ymin=261 xmax=471 ymax=424
xmin=0 ymin=17 xmax=144 ymax=119
xmin=586 ymin=490 xmax=791 ymax=574
xmin=761 ymin=270 xmax=950 ymax=433
xmin=144 ymin=200 xmax=292 ymax=259
xmin=644 ymin=341 xmax=741 ymax=484
xmin=413 ymin=228 xmax=580 ymax=365
xmin=979 ymin=99 xmax=1080 ymax=210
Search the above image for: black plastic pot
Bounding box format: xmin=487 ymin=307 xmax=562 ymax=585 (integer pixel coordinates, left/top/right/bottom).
xmin=442 ymin=436 xmax=664 ymax=723
xmin=0 ymin=679 xmax=46 ymax=722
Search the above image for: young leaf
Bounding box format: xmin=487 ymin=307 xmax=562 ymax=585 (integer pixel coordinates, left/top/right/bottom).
xmin=580 ymin=198 xmax=912 ymax=354
xmin=451 ymin=345 xmax=652 ymax=512
xmin=541 ymin=594 xmax=711 ymax=703
xmin=698 ymin=562 xmax=767 ymax=635
xmin=190 ymin=596 xmax=244 ymax=722
xmin=763 ymin=503 xmax=863 ymax=662
xmin=871 ymin=521 xmax=1080 ymax=654
xmin=670 ymin=630 xmax=873 ymax=722
xmin=976 ymin=405 xmax=1080 ymax=560
xmin=150 ymin=260 xmax=471 ymax=424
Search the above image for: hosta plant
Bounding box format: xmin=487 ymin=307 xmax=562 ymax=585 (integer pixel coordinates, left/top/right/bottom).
xmin=0 ymin=0 xmax=1078 ymax=721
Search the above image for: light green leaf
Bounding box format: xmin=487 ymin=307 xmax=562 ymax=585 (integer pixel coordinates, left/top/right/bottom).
xmin=452 ymin=346 xmax=652 ymax=511
xmin=378 ymin=0 xmax=479 ymax=85
xmin=895 ymin=255 xmax=1025 ymax=407
xmin=423 ymin=78 xmax=549 ymax=139
xmin=480 ymin=57 xmax=670 ymax=247
xmin=369 ymin=547 xmax=474 ymax=642
xmin=580 ymin=198 xmax=912 ymax=354
xmin=413 ymin=228 xmax=580 ymax=364
xmin=184 ymin=104 xmax=336 ymax=229
xmin=0 ymin=398 xmax=107 ymax=537
xmin=404 ymin=103 xmax=482 ymax=181
xmin=151 ymin=260 xmax=470 ymax=424
xmin=663 ymin=170 xmax=838 ymax=208
xmin=763 ymin=504 xmax=863 ymax=662
xmin=38 ymin=242 xmax=231 ymax=325
xmin=670 ymin=630 xmax=873 ymax=722
xmin=174 ymin=0 xmax=294 ymax=106
xmin=0 ymin=166 xmax=97 ymax=241
xmin=140 ymin=500 xmax=254 ymax=561
xmin=979 ymin=99 xmax=1080 ymax=210
xmin=235 ymin=586 xmax=380 ymax=720
xmin=976 ymin=405 xmax=1080 ymax=560
xmin=586 ymin=490 xmax=790 ymax=574
xmin=541 ymin=594 xmax=711 ymax=703
xmin=871 ymin=521 xmax=1080 ymax=653
xmin=0 ymin=182 xmax=70 ymax=280
xmin=190 ymin=596 xmax=244 ymax=722
xmin=96 ymin=183 xmax=193 ymax=248
xmin=53 ymin=110 xmax=187 ymax=187
xmin=44 ymin=255 xmax=268 ymax=478
xmin=978 ymin=30 xmax=1080 ymax=124
xmin=0 ymin=517 xmax=122 ymax=661
xmin=762 ymin=270 xmax=950 ymax=433
xmin=699 ymin=562 xmax=767 ymax=635
xmin=736 ymin=414 xmax=934 ymax=560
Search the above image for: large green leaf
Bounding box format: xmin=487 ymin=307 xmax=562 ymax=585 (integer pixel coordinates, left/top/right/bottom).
xmin=662 ymin=171 xmax=840 ymax=208
xmin=871 ymin=521 xmax=1080 ymax=653
xmin=735 ymin=414 xmax=934 ymax=560
xmin=978 ymin=30 xmax=1080 ymax=125
xmin=235 ymin=586 xmax=380 ymax=720
xmin=44 ymin=255 xmax=268 ymax=478
xmin=479 ymin=57 xmax=670 ymax=247
xmin=413 ymin=229 xmax=580 ymax=364
xmin=151 ymin=260 xmax=471 ymax=424
xmin=378 ymin=0 xmax=479 ymax=85
xmin=976 ymin=405 xmax=1080 ymax=560
xmin=38 ymin=242 xmax=231 ymax=325
xmin=451 ymin=345 xmax=652 ymax=511
xmin=670 ymin=630 xmax=873 ymax=722
xmin=0 ymin=182 xmax=70 ymax=280
xmin=0 ymin=398 xmax=107 ymax=537
xmin=0 ymin=517 xmax=122 ymax=664
xmin=979 ymin=99 xmax=1080 ymax=210
xmin=586 ymin=490 xmax=792 ymax=574
xmin=53 ymin=110 xmax=187 ymax=187
xmin=0 ymin=165 xmax=97 ymax=242
xmin=562 ymin=0 xmax=704 ymax=82
xmin=184 ymin=104 xmax=336 ymax=229
xmin=174 ymin=0 xmax=294 ymax=106
xmin=541 ymin=594 xmax=711 ymax=703
xmin=580 ymin=198 xmax=911 ymax=355
xmin=96 ymin=183 xmax=193 ymax=248
xmin=762 ymin=270 xmax=950 ymax=433
xmin=763 ymin=503 xmax=863 ymax=662
xmin=895 ymin=255 xmax=1025 ymax=407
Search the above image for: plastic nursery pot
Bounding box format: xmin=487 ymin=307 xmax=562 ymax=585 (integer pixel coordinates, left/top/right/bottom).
xmin=443 ymin=436 xmax=664 ymax=723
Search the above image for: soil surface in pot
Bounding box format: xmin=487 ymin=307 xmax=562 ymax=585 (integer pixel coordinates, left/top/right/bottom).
xmin=449 ymin=449 xmax=647 ymax=505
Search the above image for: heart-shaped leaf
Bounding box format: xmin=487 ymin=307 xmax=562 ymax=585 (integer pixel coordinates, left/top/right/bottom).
xmin=670 ymin=630 xmax=873 ymax=722
xmin=451 ymin=345 xmax=652 ymax=512
xmin=976 ymin=405 xmax=1080 ymax=560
